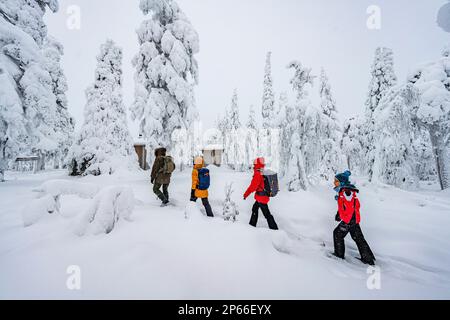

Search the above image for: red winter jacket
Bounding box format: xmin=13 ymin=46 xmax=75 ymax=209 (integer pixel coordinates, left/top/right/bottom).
xmin=337 ymin=190 xmax=361 ymax=224
xmin=244 ymin=160 xmax=269 ymax=204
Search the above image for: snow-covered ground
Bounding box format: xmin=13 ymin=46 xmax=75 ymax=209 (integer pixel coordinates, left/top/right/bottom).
xmin=1 ymin=166 xmax=450 ymax=299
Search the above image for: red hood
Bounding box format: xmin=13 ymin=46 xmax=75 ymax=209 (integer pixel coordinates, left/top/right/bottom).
xmin=253 ymin=157 xmax=265 ymax=171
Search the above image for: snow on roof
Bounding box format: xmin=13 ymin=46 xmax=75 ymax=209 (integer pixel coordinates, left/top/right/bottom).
xmin=202 ymin=144 xmax=224 ymax=151
xmin=134 ymin=138 xmax=147 ymax=146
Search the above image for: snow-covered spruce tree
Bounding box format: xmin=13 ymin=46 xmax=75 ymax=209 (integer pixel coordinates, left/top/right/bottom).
xmin=222 ymin=183 xmax=239 ymax=222
xmin=364 ymin=47 xmax=397 ymax=180
xmin=318 ymin=68 xmax=343 ymax=180
xmin=131 ymin=0 xmax=199 ymax=164
xmin=262 ymin=51 xmax=275 ymax=129
xmin=341 ymin=116 xmax=365 ymax=173
xmin=41 ymin=36 xmax=74 ymax=168
xmin=259 ymin=52 xmax=276 ymax=166
xmin=408 ymin=51 xmax=450 ymax=190
xmin=0 ymin=0 xmax=69 ymax=176
xmin=245 ymin=105 xmax=258 ymax=169
xmin=69 ymin=40 xmax=136 ymax=176
xmin=372 ymin=84 xmax=421 ymax=189
xmin=285 ymin=61 xmax=315 ymax=191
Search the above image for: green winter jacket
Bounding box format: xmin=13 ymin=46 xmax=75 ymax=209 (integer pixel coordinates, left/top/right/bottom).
xmin=151 ymin=148 xmax=172 ymax=185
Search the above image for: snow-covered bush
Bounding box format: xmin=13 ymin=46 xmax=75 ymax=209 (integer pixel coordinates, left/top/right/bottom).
xmin=131 ymin=0 xmax=199 ymax=163
xmin=69 ymin=40 xmax=137 ymax=176
xmin=222 ymin=183 xmax=239 ymax=222
xmin=76 ymin=186 xmax=134 ymax=235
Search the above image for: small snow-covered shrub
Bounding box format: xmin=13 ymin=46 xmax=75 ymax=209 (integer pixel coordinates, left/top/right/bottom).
xmin=22 ymin=194 xmax=58 ymax=227
xmin=76 ymin=186 xmax=135 ymax=236
xmin=222 ymin=183 xmax=239 ymax=222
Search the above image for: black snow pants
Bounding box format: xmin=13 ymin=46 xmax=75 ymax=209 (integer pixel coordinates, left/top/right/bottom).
xmin=249 ymin=201 xmax=278 ymax=230
xmin=153 ymin=183 xmax=169 ymax=203
xmin=191 ymin=196 xmax=214 ymax=217
xmin=333 ymin=215 xmax=376 ymax=265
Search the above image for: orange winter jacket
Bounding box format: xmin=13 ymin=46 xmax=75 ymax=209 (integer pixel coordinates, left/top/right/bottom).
xmin=191 ymin=158 xmax=208 ymax=199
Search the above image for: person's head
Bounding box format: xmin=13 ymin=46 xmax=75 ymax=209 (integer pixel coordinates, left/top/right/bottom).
xmin=345 ymin=189 xmax=352 ymax=197
xmin=334 ymin=170 xmax=351 ymax=187
xmin=253 ymin=157 xmax=265 ymax=170
xmin=155 ymin=147 xmax=166 ymax=157
xmin=193 ymin=156 xmax=204 ymax=169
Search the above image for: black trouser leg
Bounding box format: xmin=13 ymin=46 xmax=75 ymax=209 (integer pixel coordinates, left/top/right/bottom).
xmin=153 ymin=183 xmax=167 ymax=203
xmin=201 ymin=198 xmax=214 ymax=217
xmin=333 ymin=222 xmax=350 ymax=259
xmin=350 ymin=224 xmax=376 ymax=264
xmin=249 ymin=201 xmax=259 ymax=227
xmin=260 ymin=203 xmax=278 ymax=230
xmin=162 ymin=184 xmax=169 ymax=201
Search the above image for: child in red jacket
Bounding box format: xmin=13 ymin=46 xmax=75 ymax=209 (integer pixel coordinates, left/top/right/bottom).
xmin=333 ymin=172 xmax=376 ymax=265
xmin=243 ymin=157 xmax=278 ymax=230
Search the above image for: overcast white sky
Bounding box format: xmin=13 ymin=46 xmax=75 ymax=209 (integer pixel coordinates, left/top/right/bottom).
xmin=45 ymin=0 xmax=450 ymax=137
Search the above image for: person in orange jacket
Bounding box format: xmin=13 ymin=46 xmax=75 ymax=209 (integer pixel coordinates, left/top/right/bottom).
xmin=190 ymin=156 xmax=214 ymax=217
xmin=243 ymin=157 xmax=278 ymax=230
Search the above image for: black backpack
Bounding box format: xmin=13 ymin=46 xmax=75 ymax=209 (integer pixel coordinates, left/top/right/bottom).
xmin=257 ymin=170 xmax=279 ymax=197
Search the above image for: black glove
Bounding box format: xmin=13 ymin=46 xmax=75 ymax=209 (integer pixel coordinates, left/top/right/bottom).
xmin=190 ymin=189 xmax=196 ymax=202
xmin=335 ymin=212 xmax=341 ymax=222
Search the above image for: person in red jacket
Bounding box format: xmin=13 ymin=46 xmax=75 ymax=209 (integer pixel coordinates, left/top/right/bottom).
xmin=333 ymin=173 xmax=376 ymax=265
xmin=243 ymin=157 xmax=278 ymax=230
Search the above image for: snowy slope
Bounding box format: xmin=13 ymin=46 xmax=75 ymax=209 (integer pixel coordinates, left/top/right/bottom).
xmin=0 ymin=167 xmax=449 ymax=299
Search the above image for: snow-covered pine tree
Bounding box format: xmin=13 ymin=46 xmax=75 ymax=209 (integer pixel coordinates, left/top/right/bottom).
xmin=285 ymin=61 xmax=315 ymax=191
xmin=225 ymin=89 xmax=244 ymax=170
xmin=365 ymin=47 xmax=397 ymax=180
xmin=131 ymin=0 xmax=199 ymax=164
xmin=318 ymin=68 xmax=343 ymax=180
xmin=372 ymin=84 xmax=421 ymax=189
xmin=408 ymin=50 xmax=450 ymax=190
xmin=245 ymin=105 xmax=258 ymax=170
xmin=222 ymin=183 xmax=239 ymax=222
xmin=0 ymin=0 xmax=69 ymax=177
xmin=262 ymin=51 xmax=275 ymax=129
xmin=41 ymin=36 xmax=74 ymax=168
xmin=69 ymin=40 xmax=136 ymax=176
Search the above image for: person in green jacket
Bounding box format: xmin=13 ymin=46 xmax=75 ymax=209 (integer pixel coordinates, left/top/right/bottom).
xmin=151 ymin=148 xmax=175 ymax=205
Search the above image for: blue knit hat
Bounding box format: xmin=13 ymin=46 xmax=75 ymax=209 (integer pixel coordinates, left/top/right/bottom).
xmin=335 ymin=170 xmax=352 ymax=186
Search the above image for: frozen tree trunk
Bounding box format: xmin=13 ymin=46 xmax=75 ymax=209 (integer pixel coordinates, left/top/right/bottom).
xmin=429 ymin=128 xmax=449 ymax=190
